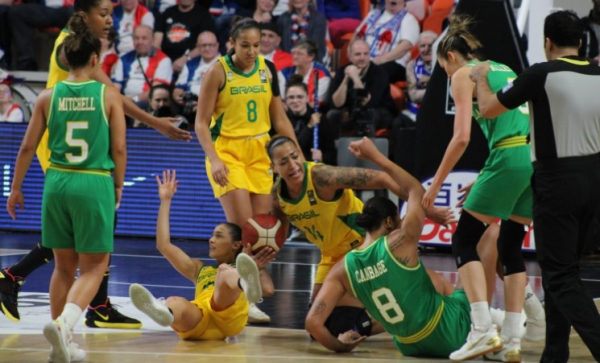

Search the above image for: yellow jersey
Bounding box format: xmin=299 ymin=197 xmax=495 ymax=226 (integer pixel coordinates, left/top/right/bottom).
xmin=37 ymin=28 xmax=71 ymax=172
xmin=210 ymin=55 xmax=272 ymax=139
xmin=277 ymin=162 xmax=366 ymax=256
xmin=193 ymin=264 xmax=247 ymax=304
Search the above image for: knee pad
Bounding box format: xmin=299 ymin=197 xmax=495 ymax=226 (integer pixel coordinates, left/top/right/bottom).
xmin=452 ymin=211 xmax=487 ymax=268
xmin=498 ymin=220 xmax=526 ymax=276
xmin=324 ymin=306 xmax=373 ymax=337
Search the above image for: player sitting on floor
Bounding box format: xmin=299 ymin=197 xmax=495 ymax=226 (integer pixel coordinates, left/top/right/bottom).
xmin=129 ymin=170 xmax=276 ymax=340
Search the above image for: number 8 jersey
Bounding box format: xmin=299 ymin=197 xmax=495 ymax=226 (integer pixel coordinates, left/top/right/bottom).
xmin=48 ymin=80 xmax=114 ymax=171
xmin=210 ymin=55 xmax=272 ymax=139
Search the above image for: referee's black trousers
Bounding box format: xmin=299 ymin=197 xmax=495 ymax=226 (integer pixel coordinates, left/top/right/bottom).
xmin=532 ymin=153 xmax=600 ymax=363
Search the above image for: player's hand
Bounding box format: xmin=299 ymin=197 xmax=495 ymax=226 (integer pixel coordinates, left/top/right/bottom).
xmin=311 ymin=148 xmax=322 ymax=163
xmin=156 ymin=169 xmax=179 ymax=201
xmin=243 ymin=243 xmax=277 ymax=269
xmin=348 ymin=137 xmax=381 ymax=161
xmin=114 ymin=186 xmax=123 ymax=210
xmin=154 ymin=117 xmax=192 ymax=141
xmin=422 ymin=185 xmax=440 ymax=210
xmin=210 ymin=157 xmax=229 ymax=187
xmin=336 ymin=330 xmax=366 ymax=351
xmin=309 ymin=112 xmax=321 ymax=128
xmin=468 ymin=61 xmax=491 ymax=83
xmin=425 ymin=206 xmax=456 ymax=227
xmin=6 ymin=189 xmax=24 ymax=220
xmin=456 ymin=181 xmax=475 ymax=209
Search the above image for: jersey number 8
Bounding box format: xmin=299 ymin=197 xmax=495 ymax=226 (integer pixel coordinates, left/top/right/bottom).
xmin=372 ymin=287 xmax=405 ymax=324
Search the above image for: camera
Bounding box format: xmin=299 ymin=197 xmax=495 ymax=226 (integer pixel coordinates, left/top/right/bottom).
xmin=350 ymin=89 xmax=374 ymax=137
xmin=181 ymin=91 xmax=198 ymax=116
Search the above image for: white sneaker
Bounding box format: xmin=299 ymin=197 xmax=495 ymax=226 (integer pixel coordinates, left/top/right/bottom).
xmin=449 ymin=325 xmax=503 ymax=362
xmin=248 ymin=303 xmax=271 ymax=324
xmin=524 ymin=316 xmax=546 ymax=342
xmin=484 ymin=336 xmax=521 ymax=362
xmin=50 ymin=342 xmax=86 ymax=363
xmin=129 ymin=283 xmax=174 ymax=326
xmin=43 ymin=317 xmax=70 ymax=363
xmin=236 ymin=253 xmax=262 ymax=304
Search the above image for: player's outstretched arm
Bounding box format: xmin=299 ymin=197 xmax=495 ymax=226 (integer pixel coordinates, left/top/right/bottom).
xmin=156 ymin=170 xmax=203 ymax=282
xmin=92 ymin=67 xmax=191 ymax=141
xmin=7 ymin=89 xmax=51 ymax=219
xmin=306 ymin=264 xmax=366 ymax=352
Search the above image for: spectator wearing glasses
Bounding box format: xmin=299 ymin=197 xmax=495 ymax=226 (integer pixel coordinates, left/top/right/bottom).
xmin=174 ymin=31 xmax=220 ymax=124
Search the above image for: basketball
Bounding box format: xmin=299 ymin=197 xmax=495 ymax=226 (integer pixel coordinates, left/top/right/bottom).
xmin=242 ymin=214 xmax=287 ymax=253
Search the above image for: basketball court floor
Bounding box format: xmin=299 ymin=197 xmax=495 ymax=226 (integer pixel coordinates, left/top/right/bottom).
xmin=1 ymin=232 xmax=599 ymax=362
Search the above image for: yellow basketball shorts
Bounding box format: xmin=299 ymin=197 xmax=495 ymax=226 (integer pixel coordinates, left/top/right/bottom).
xmin=176 ymin=294 xmax=249 ymax=340
xmin=315 ymin=236 xmax=364 ymax=284
xmin=206 ymin=134 xmax=273 ymax=198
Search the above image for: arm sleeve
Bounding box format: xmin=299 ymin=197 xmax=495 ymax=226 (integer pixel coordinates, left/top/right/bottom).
xmin=497 ymin=63 xmax=547 ymax=110
xmin=266 ymin=60 xmax=281 ymax=97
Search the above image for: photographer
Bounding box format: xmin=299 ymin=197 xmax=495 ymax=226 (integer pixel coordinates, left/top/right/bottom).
xmin=173 ymin=31 xmax=221 ymax=125
xmin=135 ymin=84 xmax=189 ymax=129
xmin=327 ymin=39 xmax=396 ymax=137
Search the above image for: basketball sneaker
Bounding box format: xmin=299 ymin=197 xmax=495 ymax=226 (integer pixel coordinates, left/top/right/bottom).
xmin=236 ymin=253 xmax=262 ymax=304
xmin=484 ymin=336 xmax=522 ymax=362
xmin=0 ymin=269 xmax=24 ymax=322
xmin=43 ymin=317 xmax=70 ymax=363
xmin=524 ymin=315 xmax=546 ymax=342
xmin=50 ymin=341 xmax=86 ymax=363
xmin=248 ymin=303 xmax=271 ymax=324
xmin=449 ymin=324 xmax=503 ymax=362
xmin=129 ymin=283 xmax=173 ymax=327
xmin=84 ymin=298 xmax=142 ymax=329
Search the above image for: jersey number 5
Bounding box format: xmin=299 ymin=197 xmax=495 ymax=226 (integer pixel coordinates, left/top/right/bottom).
xmin=372 ymin=287 xmax=405 ymax=324
xmin=65 ymin=121 xmax=89 ymax=163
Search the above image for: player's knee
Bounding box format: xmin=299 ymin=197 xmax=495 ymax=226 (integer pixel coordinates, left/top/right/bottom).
xmin=452 ymin=211 xmax=487 ymax=268
xmin=498 ymin=219 xmax=526 ymax=275
xmin=324 ymin=306 xmax=373 ymax=337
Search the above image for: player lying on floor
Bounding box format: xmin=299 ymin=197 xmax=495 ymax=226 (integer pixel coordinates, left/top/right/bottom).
xmin=305 ymin=137 xmax=500 ymax=358
xmin=129 ymin=170 xmax=276 ymax=340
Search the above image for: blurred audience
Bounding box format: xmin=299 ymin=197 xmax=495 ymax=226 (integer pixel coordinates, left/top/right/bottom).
xmin=403 ymin=30 xmax=436 ymax=122
xmin=252 ymin=0 xmax=278 ymax=23
xmin=277 ymin=0 xmax=327 ymax=63
xmin=327 ymin=39 xmax=395 ymax=137
xmin=280 ymin=39 xmax=330 ymax=106
xmin=260 ymin=22 xmax=293 ymax=71
xmin=0 ymin=83 xmax=25 ymax=122
xmin=285 ymin=74 xmax=336 ymax=165
xmin=173 ymin=31 xmax=220 ymax=124
xmin=315 ymin=0 xmax=361 ymax=48
xmin=101 ymin=26 xmax=119 ymax=77
xmin=354 ymin=0 xmax=419 ymax=82
xmin=113 ymin=0 xmax=155 ymax=55
xmin=136 ymin=84 xmax=189 ymax=129
xmin=154 ymin=0 xmax=215 ymax=73
xmin=581 ymin=0 xmax=600 ymax=63
xmin=112 ymin=25 xmax=173 ymax=109
xmin=9 ymin=0 xmax=74 ymax=70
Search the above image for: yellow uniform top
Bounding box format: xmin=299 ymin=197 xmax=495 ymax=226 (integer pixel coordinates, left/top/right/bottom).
xmin=210 ymin=55 xmax=272 ymax=139
xmin=277 ymin=162 xmax=366 ymax=256
xmin=193 ymin=264 xmax=247 ymax=303
xmin=37 ymin=28 xmax=71 ymax=172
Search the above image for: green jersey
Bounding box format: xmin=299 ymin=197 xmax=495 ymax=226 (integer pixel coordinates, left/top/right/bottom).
xmin=345 ymin=237 xmax=471 ymax=357
xmin=469 ymin=60 xmax=530 ymax=150
xmin=47 ymin=80 xmax=114 ymax=171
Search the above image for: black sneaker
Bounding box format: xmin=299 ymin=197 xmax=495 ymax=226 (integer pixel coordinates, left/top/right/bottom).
xmin=0 ymin=269 xmax=24 ymax=322
xmin=84 ymin=298 xmax=142 ymax=329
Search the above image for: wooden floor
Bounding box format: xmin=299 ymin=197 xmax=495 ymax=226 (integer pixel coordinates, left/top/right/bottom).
xmin=1 ymin=233 xmax=599 ymax=362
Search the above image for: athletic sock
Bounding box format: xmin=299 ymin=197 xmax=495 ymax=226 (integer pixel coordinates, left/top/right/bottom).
xmin=502 ymin=312 xmax=523 ymax=340
xmin=471 ymin=301 xmax=492 ymax=331
xmin=61 ymin=303 xmax=83 ymax=333
xmin=523 ymin=283 xmax=544 ymax=320
xmin=89 ymin=270 xmax=110 ymax=307
xmin=8 ymin=243 xmax=54 ymax=278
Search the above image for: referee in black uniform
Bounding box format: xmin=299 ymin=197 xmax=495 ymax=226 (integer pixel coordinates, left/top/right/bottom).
xmin=469 ymin=10 xmax=600 ymax=363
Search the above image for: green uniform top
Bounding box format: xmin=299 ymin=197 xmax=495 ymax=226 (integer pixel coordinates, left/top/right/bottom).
xmin=468 ymin=60 xmax=530 ymax=151
xmin=345 ymin=236 xmax=445 ymax=344
xmin=48 ymin=80 xmax=114 ymax=172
